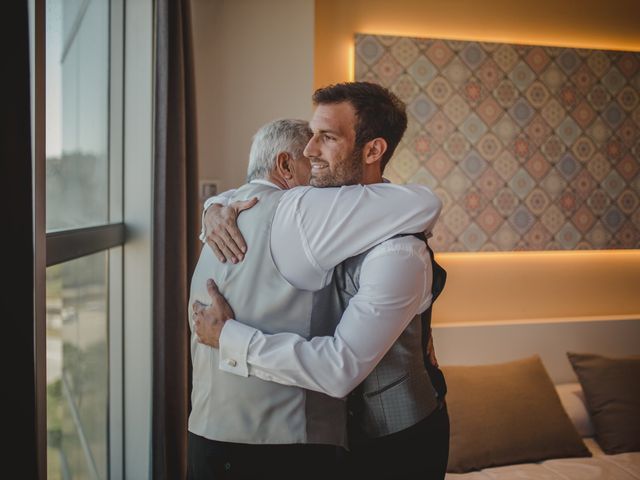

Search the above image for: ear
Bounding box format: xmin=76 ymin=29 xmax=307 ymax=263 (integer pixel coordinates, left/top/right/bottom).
xmin=363 ymin=138 xmax=388 ymax=165
xmin=275 ymin=152 xmax=293 ymax=179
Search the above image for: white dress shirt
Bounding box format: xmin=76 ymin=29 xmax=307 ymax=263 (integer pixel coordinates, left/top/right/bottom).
xmin=201 ymin=180 xmax=440 ymax=397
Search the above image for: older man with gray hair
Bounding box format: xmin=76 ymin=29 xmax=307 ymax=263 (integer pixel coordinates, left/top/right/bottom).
xmin=187 ymin=117 xmax=441 ymax=479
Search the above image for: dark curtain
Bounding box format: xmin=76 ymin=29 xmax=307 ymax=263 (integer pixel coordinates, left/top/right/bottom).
xmin=2 ymin=2 xmax=38 ymax=478
xmin=153 ymin=0 xmax=200 ymax=478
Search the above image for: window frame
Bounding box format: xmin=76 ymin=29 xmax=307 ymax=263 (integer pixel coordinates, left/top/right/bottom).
xmin=32 ymin=0 xmax=154 ymax=478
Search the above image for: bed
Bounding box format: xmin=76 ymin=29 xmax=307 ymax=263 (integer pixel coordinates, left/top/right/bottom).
xmin=430 ymin=317 xmax=640 ymax=479
xmin=445 ymin=440 xmax=640 ymax=480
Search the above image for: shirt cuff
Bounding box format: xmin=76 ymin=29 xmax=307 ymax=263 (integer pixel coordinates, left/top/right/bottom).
xmin=218 ymin=319 xmax=257 ymax=377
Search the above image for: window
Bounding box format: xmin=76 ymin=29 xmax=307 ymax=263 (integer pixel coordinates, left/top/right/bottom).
xmin=44 ymin=1 xmax=123 ymax=478
xmin=33 ymin=0 xmax=154 ymax=476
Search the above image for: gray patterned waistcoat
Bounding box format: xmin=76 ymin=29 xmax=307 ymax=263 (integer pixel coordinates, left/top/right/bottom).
xmin=188 ymin=182 xmax=347 ymax=446
xmin=336 ymin=237 xmax=447 ymax=440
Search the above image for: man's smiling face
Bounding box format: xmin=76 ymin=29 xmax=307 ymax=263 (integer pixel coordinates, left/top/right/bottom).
xmin=304 ymin=102 xmax=363 ymax=187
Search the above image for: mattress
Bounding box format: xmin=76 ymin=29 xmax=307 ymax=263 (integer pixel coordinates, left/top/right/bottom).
xmin=445 ymin=439 xmax=640 ymax=479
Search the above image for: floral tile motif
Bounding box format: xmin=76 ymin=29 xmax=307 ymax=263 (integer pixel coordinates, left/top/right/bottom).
xmin=587 ymin=85 xmax=611 ymax=112
xmin=477 ymin=204 xmax=504 ymax=234
xmin=355 ymin=34 xmax=640 ymax=251
xmin=425 ymin=111 xmax=456 ymax=144
xmin=460 ymin=43 xmax=487 ymax=70
xmin=476 ymin=96 xmax=503 ymax=126
xmin=477 ymin=133 xmax=503 ymax=160
xmin=525 ymin=115 xmax=552 ymax=146
xmin=425 ymin=148 xmax=455 ymax=180
xmin=477 ymin=167 xmax=505 ymax=197
xmin=525 ymin=188 xmax=551 ymax=215
xmin=462 ymin=77 xmax=487 ymax=106
xmin=494 ymin=79 xmax=519 ymax=108
xmin=390 ymin=37 xmax=420 ymax=67
xmin=426 ymin=76 xmax=454 ymax=105
xmin=541 ymin=98 xmax=565 ymax=128
xmin=571 ymin=101 xmax=597 ymax=129
xmin=494 ymin=44 xmax=519 ymax=73
xmin=509 ymin=98 xmax=536 ymax=127
xmin=602 ymin=67 xmax=626 ymax=95
xmin=618 ymin=54 xmax=640 ymax=79
xmin=460 ymin=113 xmax=488 ymax=144
xmin=462 ymin=188 xmax=488 ymax=216
xmin=443 ymin=94 xmax=471 ymax=125
xmin=525 ymin=152 xmax=552 ymax=180
xmin=356 ymin=36 xmax=385 ymax=66
xmin=540 ymin=63 xmax=567 ymax=94
xmin=407 ymin=56 xmax=438 ymax=87
xmin=587 ymin=153 xmax=612 ymax=182
xmin=557 ymin=154 xmax=580 ymax=181
xmin=372 ymin=52 xmax=404 ymax=84
xmin=460 ymin=222 xmax=489 ymax=250
xmin=392 ymin=74 xmax=420 ymax=104
xmin=571 ymin=64 xmax=597 ymax=95
xmin=619 ymin=119 xmax=639 ymax=147
xmin=493 ymin=114 xmax=520 ymax=144
xmin=426 ymin=40 xmax=455 ymax=67
xmin=477 ymin=58 xmax=503 ymax=90
xmin=587 ymin=52 xmax=611 ymax=77
xmin=557 ymin=50 xmax=581 ymax=75
xmin=526 ymin=81 xmax=551 ymax=109
xmin=443 ymin=57 xmax=472 ymax=88
xmin=617 ymin=154 xmax=640 ymax=180
xmin=407 ymin=93 xmax=437 ymax=124
xmin=525 ymin=47 xmax=551 ymax=74
xmin=617 ymin=188 xmax=640 ymax=214
xmin=460 ymin=150 xmax=488 ymax=180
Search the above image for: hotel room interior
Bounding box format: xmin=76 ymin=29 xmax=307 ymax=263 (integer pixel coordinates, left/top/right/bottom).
xmin=7 ymin=0 xmax=639 ymax=478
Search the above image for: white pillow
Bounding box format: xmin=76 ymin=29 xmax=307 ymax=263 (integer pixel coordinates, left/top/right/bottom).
xmin=555 ymin=382 xmax=595 ymax=438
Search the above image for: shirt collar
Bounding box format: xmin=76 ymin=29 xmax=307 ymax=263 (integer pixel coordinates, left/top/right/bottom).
xmin=250 ymin=178 xmax=282 ymax=190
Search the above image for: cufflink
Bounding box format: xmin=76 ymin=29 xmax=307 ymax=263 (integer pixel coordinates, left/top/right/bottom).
xmin=226 ymin=359 xmax=237 ymax=368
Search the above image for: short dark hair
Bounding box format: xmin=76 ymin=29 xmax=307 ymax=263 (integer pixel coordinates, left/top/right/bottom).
xmin=312 ymin=82 xmax=408 ymax=170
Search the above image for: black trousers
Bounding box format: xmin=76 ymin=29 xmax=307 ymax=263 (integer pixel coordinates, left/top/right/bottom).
xmin=187 ymin=432 xmax=337 ymax=480
xmin=341 ymin=403 xmax=450 ymax=480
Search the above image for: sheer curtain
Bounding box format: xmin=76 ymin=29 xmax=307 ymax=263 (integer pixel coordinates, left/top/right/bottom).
xmin=153 ymin=0 xmax=199 ymax=477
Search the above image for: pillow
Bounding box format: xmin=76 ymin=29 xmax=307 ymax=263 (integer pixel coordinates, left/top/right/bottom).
xmin=567 ymin=352 xmax=640 ymax=454
xmin=442 ymin=356 xmax=591 ymax=473
xmin=555 ymin=382 xmax=595 ymax=437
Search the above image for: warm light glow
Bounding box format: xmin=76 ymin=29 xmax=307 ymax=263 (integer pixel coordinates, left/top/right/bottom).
xmin=437 ymin=314 xmax=640 ymax=329
xmin=314 ymin=0 xmax=640 ymax=89
xmin=437 ymin=249 xmax=640 ymax=261
xmin=347 ymin=42 xmax=354 ymax=81
xmin=355 ymin=25 xmax=640 ymax=53
xmin=432 ymin=249 xmax=640 ymax=324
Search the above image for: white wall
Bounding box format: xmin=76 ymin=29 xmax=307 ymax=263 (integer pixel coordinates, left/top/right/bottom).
xmin=191 ymin=0 xmax=315 ymax=193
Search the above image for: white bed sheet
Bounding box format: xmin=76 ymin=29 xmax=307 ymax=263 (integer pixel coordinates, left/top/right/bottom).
xmin=445 ymin=438 xmax=640 ymax=480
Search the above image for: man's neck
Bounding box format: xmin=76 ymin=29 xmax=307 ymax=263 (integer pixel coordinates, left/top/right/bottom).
xmin=264 ymin=173 xmax=289 ymax=190
xmin=361 ymin=168 xmax=383 ymax=186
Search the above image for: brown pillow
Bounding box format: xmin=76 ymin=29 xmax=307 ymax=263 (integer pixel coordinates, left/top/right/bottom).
xmin=567 ymin=352 xmax=640 ymax=454
xmin=442 ymin=356 xmax=591 ymax=473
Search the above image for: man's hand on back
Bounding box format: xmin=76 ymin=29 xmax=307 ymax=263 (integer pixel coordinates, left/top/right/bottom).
xmin=193 ymin=279 xmax=235 ymax=349
xmin=204 ymin=197 xmax=258 ymax=263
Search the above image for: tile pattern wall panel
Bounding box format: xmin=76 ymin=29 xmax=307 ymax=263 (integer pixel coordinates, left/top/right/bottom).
xmin=355 ymin=34 xmax=640 ymax=251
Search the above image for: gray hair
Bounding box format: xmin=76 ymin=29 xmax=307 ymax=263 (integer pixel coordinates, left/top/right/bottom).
xmin=246 ymin=119 xmax=312 ymax=182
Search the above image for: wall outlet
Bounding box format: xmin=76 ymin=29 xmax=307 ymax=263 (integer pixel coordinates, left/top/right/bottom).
xmin=199 ymin=179 xmax=220 ymax=204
